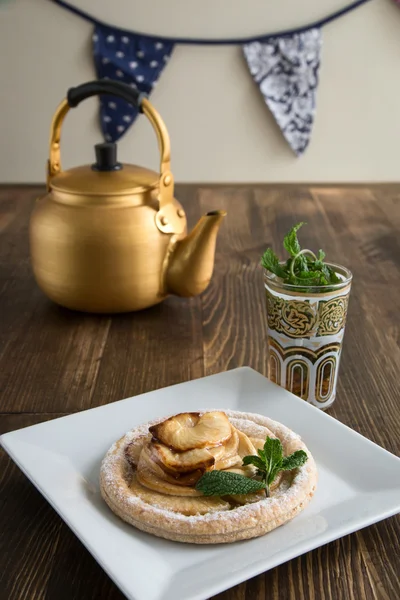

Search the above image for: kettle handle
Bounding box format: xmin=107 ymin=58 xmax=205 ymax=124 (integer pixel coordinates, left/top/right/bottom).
xmin=67 ymin=80 xmax=147 ymax=109
xmin=47 ymin=81 xmax=183 ymax=235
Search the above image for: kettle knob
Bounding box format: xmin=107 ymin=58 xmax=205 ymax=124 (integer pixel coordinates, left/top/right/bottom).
xmin=92 ymin=143 xmax=122 ymax=171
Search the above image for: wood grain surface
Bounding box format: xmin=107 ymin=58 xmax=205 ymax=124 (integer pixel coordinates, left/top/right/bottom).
xmin=0 ymin=184 xmax=399 ymax=600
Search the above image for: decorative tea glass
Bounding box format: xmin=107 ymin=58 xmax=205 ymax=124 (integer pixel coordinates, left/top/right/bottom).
xmin=264 ymin=264 xmax=352 ymax=409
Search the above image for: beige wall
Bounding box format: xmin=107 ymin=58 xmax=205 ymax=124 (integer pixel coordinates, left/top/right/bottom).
xmin=1 ymin=0 xmax=399 ymax=183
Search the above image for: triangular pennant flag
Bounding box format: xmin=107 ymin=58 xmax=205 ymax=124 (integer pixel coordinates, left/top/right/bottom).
xmin=92 ymin=23 xmax=174 ymax=142
xmin=243 ymin=28 xmax=322 ymax=156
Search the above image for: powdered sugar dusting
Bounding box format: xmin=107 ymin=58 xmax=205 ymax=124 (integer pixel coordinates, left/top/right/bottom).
xmin=100 ymin=409 xmax=317 ymax=528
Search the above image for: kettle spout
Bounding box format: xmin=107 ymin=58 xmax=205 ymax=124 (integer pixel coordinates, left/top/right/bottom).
xmin=166 ymin=210 xmax=226 ymax=297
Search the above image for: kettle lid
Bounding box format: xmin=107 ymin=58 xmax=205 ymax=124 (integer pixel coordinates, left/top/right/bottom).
xmin=50 ymin=142 xmax=159 ymax=196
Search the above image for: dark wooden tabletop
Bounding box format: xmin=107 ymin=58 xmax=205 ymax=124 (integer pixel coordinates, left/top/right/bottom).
xmin=1 ymin=184 xmax=399 ymax=600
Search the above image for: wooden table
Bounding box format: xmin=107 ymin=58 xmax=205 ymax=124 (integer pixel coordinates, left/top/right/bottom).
xmin=1 ymin=184 xmax=399 ymax=600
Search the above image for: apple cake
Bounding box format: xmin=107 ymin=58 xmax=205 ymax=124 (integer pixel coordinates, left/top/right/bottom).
xmin=100 ymin=409 xmax=317 ymax=544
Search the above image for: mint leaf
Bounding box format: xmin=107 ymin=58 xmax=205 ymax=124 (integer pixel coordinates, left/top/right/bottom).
xmin=195 ymin=471 xmax=266 ymax=496
xmin=261 ymin=248 xmax=288 ymax=279
xmin=321 ymin=264 xmax=331 ymax=282
xmin=262 ymin=437 xmax=283 ymax=488
xmin=268 ymin=463 xmax=282 ymax=487
xmin=257 ymin=448 xmax=266 ymax=461
xmin=284 ymin=258 xmax=293 ymax=271
xmin=283 ymin=222 xmax=305 ymax=257
xmin=242 ymin=455 xmax=266 ymax=471
xmin=327 ymin=266 xmax=341 ymax=284
xmin=263 ymin=436 xmax=283 ymax=469
xmin=288 ymin=280 xmax=318 ymax=288
xmin=314 ymin=250 xmax=326 ymax=270
xmin=297 ymin=270 xmax=322 ymax=281
xmin=280 ymin=450 xmax=308 ymax=471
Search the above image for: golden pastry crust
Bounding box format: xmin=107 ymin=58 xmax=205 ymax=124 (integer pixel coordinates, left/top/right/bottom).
xmin=100 ymin=410 xmax=318 ymax=544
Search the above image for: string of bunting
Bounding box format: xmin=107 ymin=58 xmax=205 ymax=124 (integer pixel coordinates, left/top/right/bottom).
xmin=53 ymin=0 xmax=396 ymax=156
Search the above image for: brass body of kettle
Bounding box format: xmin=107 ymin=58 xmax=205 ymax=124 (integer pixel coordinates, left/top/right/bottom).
xmin=29 ymin=81 xmax=226 ymax=313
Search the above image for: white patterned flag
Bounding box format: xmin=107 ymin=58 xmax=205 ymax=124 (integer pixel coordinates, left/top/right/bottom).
xmin=243 ymin=29 xmax=322 ymax=155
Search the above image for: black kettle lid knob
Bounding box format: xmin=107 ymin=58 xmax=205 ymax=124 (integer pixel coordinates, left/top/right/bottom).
xmin=92 ymin=142 xmax=122 ymax=171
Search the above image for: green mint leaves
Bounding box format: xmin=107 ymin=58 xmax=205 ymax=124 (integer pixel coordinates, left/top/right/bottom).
xmin=283 ymin=221 xmax=304 ymax=257
xmin=261 ymin=222 xmax=341 ymax=287
xmin=280 ymin=451 xmax=309 ymax=471
xmin=242 ymin=436 xmax=307 ymax=497
xmin=261 ymin=248 xmax=289 ymax=280
xmin=195 ymin=436 xmax=308 ymax=498
xmin=195 ymin=470 xmax=266 ymax=496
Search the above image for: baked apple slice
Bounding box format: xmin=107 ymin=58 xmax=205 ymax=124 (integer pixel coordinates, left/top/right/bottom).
xmin=150 ymin=411 xmax=232 ymax=450
xmin=150 ymin=443 xmax=215 ymax=474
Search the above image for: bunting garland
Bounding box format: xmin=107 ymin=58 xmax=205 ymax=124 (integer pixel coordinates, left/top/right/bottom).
xmin=52 ymin=0 xmax=386 ymax=155
xmin=243 ymin=29 xmax=322 ymax=155
xmin=93 ymin=23 xmax=174 ymax=142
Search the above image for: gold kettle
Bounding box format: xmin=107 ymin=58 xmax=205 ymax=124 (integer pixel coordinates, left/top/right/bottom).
xmin=30 ymin=81 xmax=226 ymax=313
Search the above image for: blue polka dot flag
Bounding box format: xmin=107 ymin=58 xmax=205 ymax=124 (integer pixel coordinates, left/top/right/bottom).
xmin=92 ymin=24 xmax=174 ymax=142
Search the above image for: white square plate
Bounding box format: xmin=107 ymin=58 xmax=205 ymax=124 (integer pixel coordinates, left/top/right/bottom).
xmin=2 ymin=367 xmax=400 ymax=600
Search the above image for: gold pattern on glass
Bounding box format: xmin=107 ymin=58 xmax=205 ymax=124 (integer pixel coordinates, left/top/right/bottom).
xmin=266 ymin=292 xmax=283 ymax=331
xmin=287 ymin=359 xmax=309 ymax=399
xmin=268 ymin=336 xmax=341 ymax=363
xmin=266 ymin=292 xmax=318 ymax=339
xmin=315 ymin=356 xmax=337 ymax=403
xmin=268 ymin=350 xmax=281 ymax=385
xmin=317 ymin=295 xmax=349 ymax=336
xmin=266 ymin=291 xmax=350 ymax=339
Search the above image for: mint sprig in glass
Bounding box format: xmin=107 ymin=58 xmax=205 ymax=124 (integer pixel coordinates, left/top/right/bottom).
xmin=262 ymin=222 xmax=342 ymax=289
xmin=262 ymin=223 xmax=352 ymax=409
